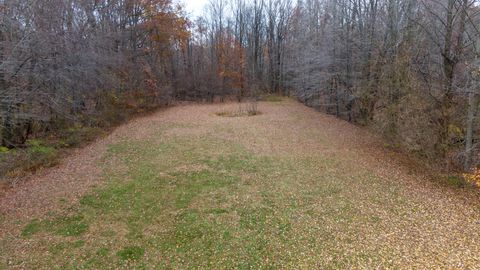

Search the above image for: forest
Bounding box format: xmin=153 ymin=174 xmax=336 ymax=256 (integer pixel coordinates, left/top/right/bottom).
xmin=1 ymin=0 xmax=480 ymax=175
xmin=3 ymin=1 xmax=480 ymax=268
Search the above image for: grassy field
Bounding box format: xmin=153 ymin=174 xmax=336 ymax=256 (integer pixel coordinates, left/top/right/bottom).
xmin=1 ymin=100 xmax=480 ymax=269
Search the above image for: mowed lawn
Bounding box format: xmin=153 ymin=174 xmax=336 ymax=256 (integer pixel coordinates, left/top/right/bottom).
xmin=1 ymin=99 xmax=480 ymax=269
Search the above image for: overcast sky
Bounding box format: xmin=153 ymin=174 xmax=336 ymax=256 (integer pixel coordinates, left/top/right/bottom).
xmin=182 ymin=0 xmax=209 ymax=18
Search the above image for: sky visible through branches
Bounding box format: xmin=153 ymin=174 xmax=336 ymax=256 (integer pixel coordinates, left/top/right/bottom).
xmin=182 ymin=0 xmax=209 ymax=18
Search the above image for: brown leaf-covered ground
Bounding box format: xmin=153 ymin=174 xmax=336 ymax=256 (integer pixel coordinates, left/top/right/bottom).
xmin=1 ymin=99 xmax=479 ymax=269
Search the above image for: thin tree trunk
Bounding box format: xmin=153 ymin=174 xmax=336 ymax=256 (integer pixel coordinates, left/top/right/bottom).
xmin=465 ymin=89 xmax=478 ymax=170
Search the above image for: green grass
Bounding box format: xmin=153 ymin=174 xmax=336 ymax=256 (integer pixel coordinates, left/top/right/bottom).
xmin=444 ymin=175 xmax=466 ymax=188
xmin=117 ymin=246 xmax=145 ymax=261
xmin=7 ymin=113 xmax=425 ymax=269
xmin=21 ymin=219 xmax=42 ymax=237
xmin=52 ymin=215 xmax=89 ymax=237
xmin=21 ymin=215 xmax=89 ymax=238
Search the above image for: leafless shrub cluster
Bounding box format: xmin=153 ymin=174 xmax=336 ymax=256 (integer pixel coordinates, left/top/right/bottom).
xmin=215 ymin=100 xmax=259 ymax=117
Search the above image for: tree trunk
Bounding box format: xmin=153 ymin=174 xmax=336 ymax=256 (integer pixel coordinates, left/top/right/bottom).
xmin=464 ymin=89 xmax=478 ymax=170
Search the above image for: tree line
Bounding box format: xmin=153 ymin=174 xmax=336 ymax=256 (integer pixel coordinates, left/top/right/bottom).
xmin=1 ymin=0 xmax=189 ymax=147
xmin=1 ymin=0 xmax=480 ymax=171
xmin=193 ymin=0 xmax=480 ymax=170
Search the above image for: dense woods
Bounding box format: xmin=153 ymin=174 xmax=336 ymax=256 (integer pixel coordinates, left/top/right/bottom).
xmin=192 ymin=0 xmax=480 ymax=170
xmin=1 ymin=0 xmax=480 ymax=175
xmin=1 ymin=0 xmax=188 ymax=145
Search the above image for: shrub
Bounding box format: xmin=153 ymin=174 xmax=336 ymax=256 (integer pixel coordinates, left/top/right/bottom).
xmin=23 ymin=140 xmax=59 ymax=172
xmin=0 ymin=140 xmax=60 ymax=179
xmin=444 ymin=175 xmax=466 ymax=188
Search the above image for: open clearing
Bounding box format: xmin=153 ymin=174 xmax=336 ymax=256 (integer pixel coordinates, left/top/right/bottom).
xmin=1 ymin=99 xmax=480 ymax=269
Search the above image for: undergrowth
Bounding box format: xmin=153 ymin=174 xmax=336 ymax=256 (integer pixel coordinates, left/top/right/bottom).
xmin=0 ymin=91 xmax=165 ymax=188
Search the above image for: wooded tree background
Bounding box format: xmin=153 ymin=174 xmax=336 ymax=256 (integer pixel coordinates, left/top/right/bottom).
xmin=1 ymin=0 xmax=479 ymax=171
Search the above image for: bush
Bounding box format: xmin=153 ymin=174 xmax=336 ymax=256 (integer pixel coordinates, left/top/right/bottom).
xmin=22 ymin=140 xmax=59 ymax=173
xmin=0 ymin=140 xmax=59 ymax=180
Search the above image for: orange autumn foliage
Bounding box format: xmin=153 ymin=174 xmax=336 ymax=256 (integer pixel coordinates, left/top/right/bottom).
xmin=216 ymin=30 xmax=247 ymax=98
xmin=141 ymin=0 xmax=190 ymax=52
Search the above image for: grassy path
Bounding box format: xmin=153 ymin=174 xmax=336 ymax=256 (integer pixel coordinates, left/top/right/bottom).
xmin=1 ymin=99 xmax=480 ymax=269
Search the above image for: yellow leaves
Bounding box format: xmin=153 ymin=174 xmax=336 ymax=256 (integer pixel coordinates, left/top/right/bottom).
xmin=448 ymin=124 xmax=463 ymax=138
xmin=463 ymin=169 xmax=480 ymax=187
